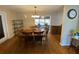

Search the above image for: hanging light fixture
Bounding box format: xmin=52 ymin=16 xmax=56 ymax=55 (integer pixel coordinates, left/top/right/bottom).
xmin=31 ymin=6 xmax=40 ymax=18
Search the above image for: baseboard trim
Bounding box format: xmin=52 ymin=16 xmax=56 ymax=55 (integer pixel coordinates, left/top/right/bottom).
xmin=0 ymin=38 xmax=8 ymax=44
xmin=0 ymin=33 xmax=14 ymax=44
xmin=60 ymin=43 xmax=70 ymax=46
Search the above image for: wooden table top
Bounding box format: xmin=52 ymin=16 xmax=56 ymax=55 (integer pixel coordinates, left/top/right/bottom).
xmin=23 ymin=28 xmax=44 ymax=33
xmin=21 ymin=28 xmax=45 ymax=37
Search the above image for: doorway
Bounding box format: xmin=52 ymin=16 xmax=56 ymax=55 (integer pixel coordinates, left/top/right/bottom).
xmin=0 ymin=11 xmax=8 ymax=44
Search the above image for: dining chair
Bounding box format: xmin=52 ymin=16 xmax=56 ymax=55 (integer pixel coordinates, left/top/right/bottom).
xmin=22 ymin=32 xmax=33 ymax=41
xmin=34 ymin=31 xmax=44 ymax=44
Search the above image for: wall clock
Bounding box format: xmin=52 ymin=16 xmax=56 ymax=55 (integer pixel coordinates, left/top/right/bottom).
xmin=67 ymin=9 xmax=77 ymax=19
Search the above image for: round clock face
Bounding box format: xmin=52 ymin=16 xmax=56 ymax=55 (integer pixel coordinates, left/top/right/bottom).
xmin=68 ymin=9 xmax=77 ymax=19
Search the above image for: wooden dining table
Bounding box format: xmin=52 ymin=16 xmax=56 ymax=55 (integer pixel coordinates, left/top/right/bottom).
xmin=21 ymin=27 xmax=45 ymax=41
xmin=23 ymin=27 xmax=44 ymax=34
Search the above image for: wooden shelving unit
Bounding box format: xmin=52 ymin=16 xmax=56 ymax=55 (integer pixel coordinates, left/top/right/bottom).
xmin=12 ymin=20 xmax=23 ymax=34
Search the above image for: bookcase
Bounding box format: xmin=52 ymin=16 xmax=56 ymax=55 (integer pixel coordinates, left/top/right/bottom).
xmin=12 ymin=20 xmax=23 ymax=34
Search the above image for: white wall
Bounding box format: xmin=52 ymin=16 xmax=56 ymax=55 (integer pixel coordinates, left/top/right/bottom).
xmin=23 ymin=14 xmax=35 ymax=29
xmin=14 ymin=6 xmax=63 ymax=29
xmin=77 ymin=10 xmax=79 ymax=29
xmin=60 ymin=5 xmax=79 ymax=46
xmin=22 ymin=11 xmax=63 ymax=29
xmin=51 ymin=9 xmax=63 ymax=26
xmin=6 ymin=10 xmax=16 ymax=39
xmin=14 ymin=13 xmax=35 ymax=29
xmin=0 ymin=7 xmax=16 ymax=44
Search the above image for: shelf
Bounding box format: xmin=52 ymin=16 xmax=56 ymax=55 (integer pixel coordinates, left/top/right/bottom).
xmin=12 ymin=20 xmax=23 ymax=34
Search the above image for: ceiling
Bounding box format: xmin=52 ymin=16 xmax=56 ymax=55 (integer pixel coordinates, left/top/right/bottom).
xmin=0 ymin=5 xmax=63 ymax=14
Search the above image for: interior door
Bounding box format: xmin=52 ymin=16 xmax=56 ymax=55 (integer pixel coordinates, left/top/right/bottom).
xmin=0 ymin=15 xmax=4 ymax=39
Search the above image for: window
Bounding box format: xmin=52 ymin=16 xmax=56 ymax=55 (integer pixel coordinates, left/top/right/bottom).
xmin=34 ymin=16 xmax=51 ymax=27
xmin=45 ymin=19 xmax=50 ymax=25
xmin=39 ymin=19 xmax=45 ymax=26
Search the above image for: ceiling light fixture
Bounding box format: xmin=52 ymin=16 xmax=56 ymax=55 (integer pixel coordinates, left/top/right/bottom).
xmin=31 ymin=6 xmax=40 ymax=18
